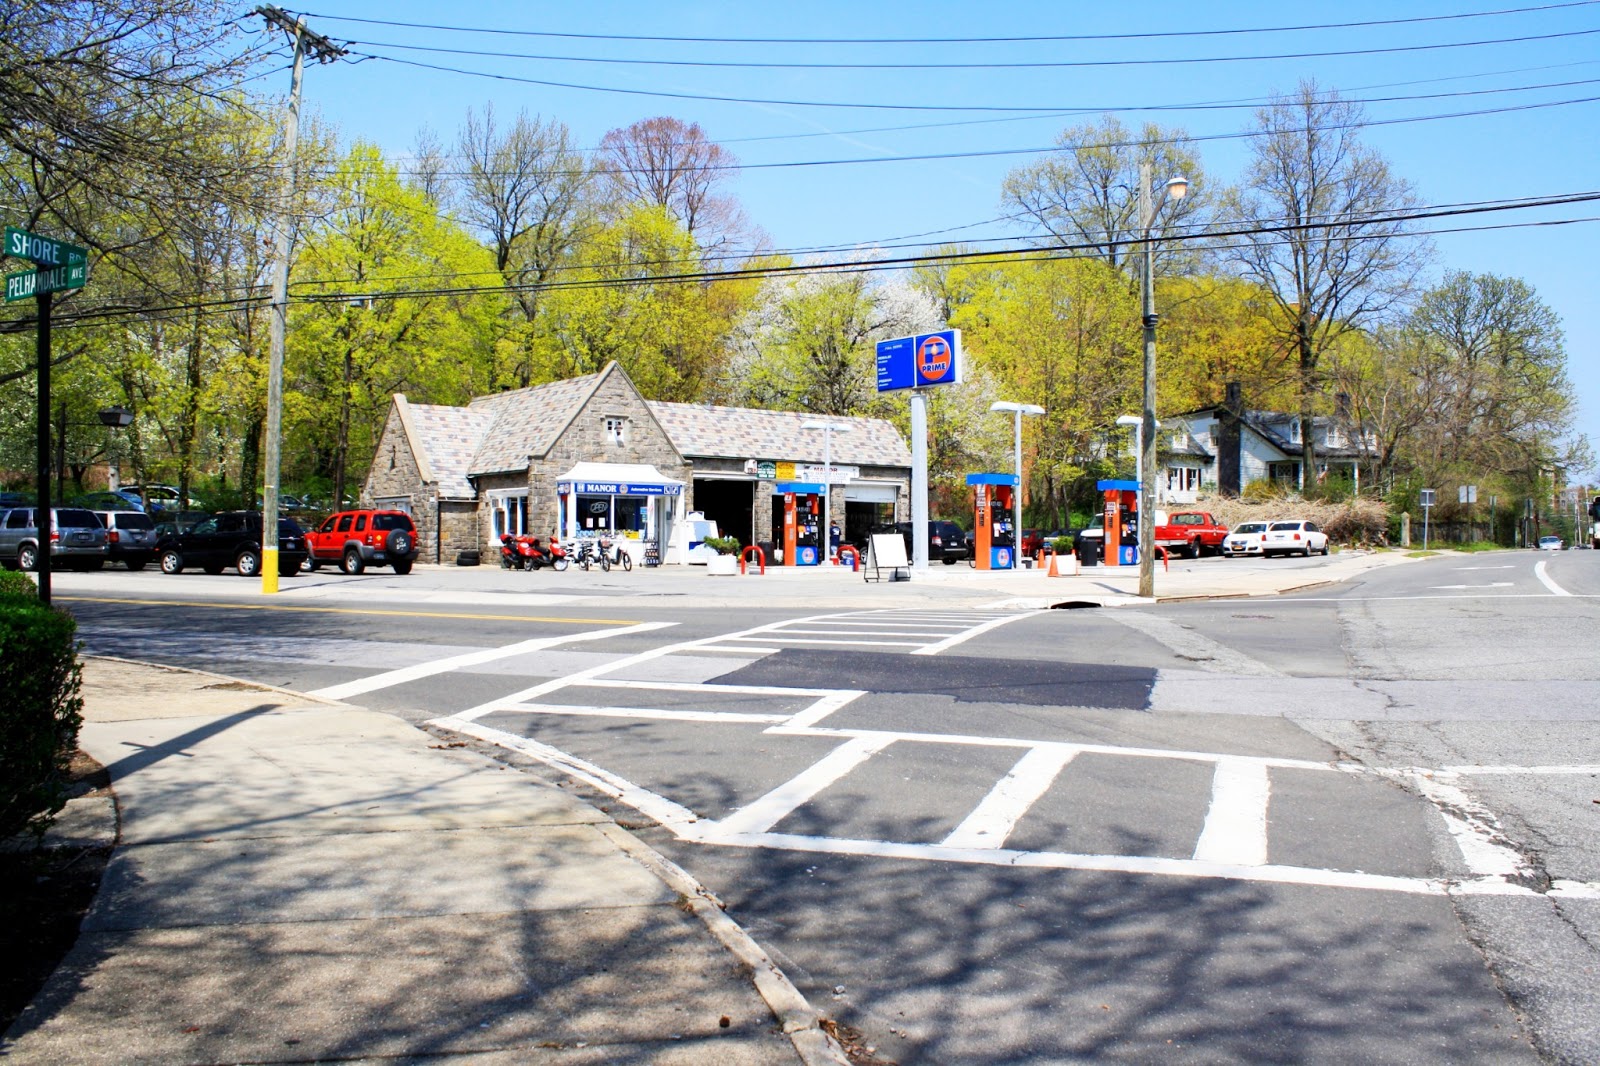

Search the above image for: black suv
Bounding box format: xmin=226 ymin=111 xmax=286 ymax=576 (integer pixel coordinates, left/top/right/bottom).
xmin=879 ymin=520 xmax=970 ymax=565
xmin=156 ymin=511 xmax=307 ymax=577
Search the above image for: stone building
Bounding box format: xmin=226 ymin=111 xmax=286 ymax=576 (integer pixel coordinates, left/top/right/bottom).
xmin=363 ymin=362 xmax=913 ymax=563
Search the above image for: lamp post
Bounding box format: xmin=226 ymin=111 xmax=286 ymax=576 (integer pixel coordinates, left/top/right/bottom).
xmin=801 ymin=420 xmax=851 ymax=562
xmin=1115 ymin=412 xmax=1161 ymax=517
xmin=990 ymin=401 xmax=1045 ymax=561
xmin=97 ymin=405 xmax=134 ymax=491
xmin=1136 ymin=162 xmax=1189 ymax=598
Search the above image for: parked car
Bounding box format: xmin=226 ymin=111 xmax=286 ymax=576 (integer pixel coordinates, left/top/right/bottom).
xmin=1537 ymin=535 xmax=1564 ymax=551
xmin=0 ymin=506 xmax=108 ymax=571
xmin=1019 ymin=528 xmax=1076 ymax=557
xmin=94 ymin=509 xmax=160 ymax=570
xmin=1262 ymin=520 xmax=1329 ymax=558
xmin=881 ymin=520 xmax=970 ymax=564
xmin=157 ymin=511 xmax=306 ymax=577
xmin=152 ymin=510 xmax=213 ymax=542
xmin=72 ymin=489 xmax=147 ymax=512
xmin=122 ymin=484 xmax=205 ymax=514
xmin=303 ymin=509 xmax=419 ymax=574
xmin=1221 ymin=521 xmax=1272 ymax=558
xmin=0 ymin=490 xmax=33 ymax=509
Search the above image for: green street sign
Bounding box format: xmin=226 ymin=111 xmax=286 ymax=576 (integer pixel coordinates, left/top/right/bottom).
xmin=4 ymin=226 xmax=86 ymax=268
xmin=5 ymin=261 xmax=87 ymax=302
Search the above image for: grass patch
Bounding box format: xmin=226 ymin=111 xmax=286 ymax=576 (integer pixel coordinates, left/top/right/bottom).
xmin=1405 ymin=550 xmax=1441 ymax=558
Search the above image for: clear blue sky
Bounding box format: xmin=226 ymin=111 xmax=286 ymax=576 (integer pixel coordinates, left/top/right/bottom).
xmin=275 ymin=1 xmax=1600 ymax=481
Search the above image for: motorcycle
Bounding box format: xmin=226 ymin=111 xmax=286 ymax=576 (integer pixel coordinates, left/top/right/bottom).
xmin=544 ymin=535 xmax=570 ymax=572
xmin=597 ymin=531 xmax=633 ymax=571
xmin=572 ymin=537 xmax=598 ymax=571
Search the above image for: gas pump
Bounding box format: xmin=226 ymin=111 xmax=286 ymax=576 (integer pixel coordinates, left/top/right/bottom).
xmin=776 ymin=481 xmax=825 ymax=565
xmin=1097 ymin=478 xmax=1139 ymax=567
xmin=966 ymin=473 xmax=1017 ymax=570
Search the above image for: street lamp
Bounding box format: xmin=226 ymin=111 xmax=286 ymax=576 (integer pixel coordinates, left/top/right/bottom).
xmin=801 ymin=420 xmax=851 ymax=562
xmin=1115 ymin=413 xmax=1161 ymax=516
xmin=990 ymin=401 xmax=1045 ymax=561
xmin=1136 ymin=163 xmax=1189 ymax=598
xmin=97 ymin=405 xmax=134 ymax=491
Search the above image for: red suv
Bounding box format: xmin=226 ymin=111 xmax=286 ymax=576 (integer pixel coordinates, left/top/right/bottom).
xmin=304 ymin=509 xmax=418 ymax=574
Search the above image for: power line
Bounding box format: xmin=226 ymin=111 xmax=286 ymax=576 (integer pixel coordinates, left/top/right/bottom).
xmin=300 ymin=2 xmax=1599 ymax=45
xmin=348 ymin=26 xmax=1600 ymax=72
xmin=353 ymin=49 xmax=1600 ymax=116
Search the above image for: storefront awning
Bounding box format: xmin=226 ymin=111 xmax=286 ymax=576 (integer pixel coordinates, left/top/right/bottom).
xmin=556 ymin=462 xmax=684 ymax=496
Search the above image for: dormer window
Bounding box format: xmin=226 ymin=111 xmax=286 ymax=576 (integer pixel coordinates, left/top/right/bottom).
xmin=604 ymin=417 xmax=626 ymax=446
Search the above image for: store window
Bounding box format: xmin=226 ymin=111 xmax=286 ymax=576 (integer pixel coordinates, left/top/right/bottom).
xmin=489 ymin=491 xmax=528 ymax=538
xmin=577 ymin=494 xmax=646 ymax=534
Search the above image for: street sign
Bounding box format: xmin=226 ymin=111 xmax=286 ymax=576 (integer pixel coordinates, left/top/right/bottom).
xmin=1420 ymin=489 xmax=1436 ymax=507
xmin=4 ymin=226 xmax=86 ymax=268
xmin=5 ymin=260 xmax=87 ymax=302
xmin=876 ymin=329 xmax=962 ymax=391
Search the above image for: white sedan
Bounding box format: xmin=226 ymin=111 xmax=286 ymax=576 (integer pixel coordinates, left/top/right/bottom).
xmin=1221 ymin=521 xmax=1270 ymax=557
xmin=1262 ymin=520 xmax=1329 ymax=557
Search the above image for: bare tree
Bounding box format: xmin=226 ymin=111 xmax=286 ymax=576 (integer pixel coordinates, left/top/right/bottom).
xmin=597 ymin=117 xmax=746 ymax=251
xmin=453 ymin=106 xmax=596 ymax=387
xmin=1221 ymin=82 xmax=1430 ymax=490
xmin=0 ymin=0 xmax=260 ymax=228
xmin=1001 ymin=115 xmax=1207 ymax=275
xmin=408 ymin=126 xmax=454 ymax=209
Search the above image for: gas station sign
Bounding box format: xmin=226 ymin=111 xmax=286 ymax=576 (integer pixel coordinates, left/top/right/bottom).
xmin=876 ymin=329 xmax=963 ymax=391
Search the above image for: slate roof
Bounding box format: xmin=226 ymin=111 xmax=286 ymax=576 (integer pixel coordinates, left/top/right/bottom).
xmin=404 ymin=403 xmax=496 ymax=499
xmin=648 ymin=401 xmax=912 ymax=468
xmin=466 ymin=373 xmax=604 ymax=475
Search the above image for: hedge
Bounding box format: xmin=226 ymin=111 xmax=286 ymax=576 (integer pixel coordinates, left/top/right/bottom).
xmin=0 ymin=571 xmax=84 ymax=841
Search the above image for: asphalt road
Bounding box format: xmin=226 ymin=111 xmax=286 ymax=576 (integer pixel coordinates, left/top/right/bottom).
xmin=52 ymin=549 xmax=1600 ymax=1064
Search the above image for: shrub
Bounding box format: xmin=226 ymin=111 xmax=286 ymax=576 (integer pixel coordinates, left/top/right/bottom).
xmin=702 ymin=535 xmax=741 ymax=555
xmin=0 ymin=597 xmax=84 ymax=841
xmin=0 ymin=569 xmax=38 ymax=601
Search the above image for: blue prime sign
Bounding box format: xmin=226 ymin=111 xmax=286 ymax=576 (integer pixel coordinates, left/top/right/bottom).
xmin=559 ymin=480 xmax=683 ymax=496
xmin=876 ymin=329 xmax=962 ymax=392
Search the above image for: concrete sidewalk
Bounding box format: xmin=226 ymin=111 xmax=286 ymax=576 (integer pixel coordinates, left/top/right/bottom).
xmin=2 ymin=659 xmax=846 ymax=1065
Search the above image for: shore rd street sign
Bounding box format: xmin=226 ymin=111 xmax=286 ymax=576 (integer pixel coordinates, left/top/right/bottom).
xmin=5 ymin=227 xmax=86 ymax=268
xmin=876 ymin=329 xmax=963 ymax=391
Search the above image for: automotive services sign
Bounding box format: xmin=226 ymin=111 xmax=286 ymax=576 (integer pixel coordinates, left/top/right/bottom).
xmin=876 ymin=329 xmax=963 ymax=392
xmin=559 ymin=479 xmax=683 ymax=496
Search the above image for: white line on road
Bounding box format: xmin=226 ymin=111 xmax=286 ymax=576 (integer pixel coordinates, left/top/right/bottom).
xmin=1428 ymin=582 xmax=1514 ymax=590
xmin=711 ymin=735 xmax=893 ymax=837
xmin=507 ymin=703 xmax=792 ymax=725
xmin=308 ymin=621 xmax=677 ymax=700
xmin=911 ymin=612 xmax=1034 ymax=656
xmin=942 ymin=745 xmax=1079 ymax=850
xmin=1534 ymin=560 xmax=1572 ymax=596
xmin=1192 ymin=757 xmax=1271 ymax=867
xmin=1396 ymin=769 xmax=1538 ymax=880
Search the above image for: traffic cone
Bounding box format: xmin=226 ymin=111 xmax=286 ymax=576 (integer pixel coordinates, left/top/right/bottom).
xmin=1047 ymin=550 xmax=1060 ymax=578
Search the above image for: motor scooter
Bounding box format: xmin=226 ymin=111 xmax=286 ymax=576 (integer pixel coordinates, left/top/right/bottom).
xmin=544 ymin=535 xmax=570 ymax=572
xmin=597 ymin=531 xmax=633 ymax=571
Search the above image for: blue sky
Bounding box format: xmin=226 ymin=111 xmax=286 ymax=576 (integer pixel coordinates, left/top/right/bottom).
xmin=276 ymin=1 xmax=1600 ymax=480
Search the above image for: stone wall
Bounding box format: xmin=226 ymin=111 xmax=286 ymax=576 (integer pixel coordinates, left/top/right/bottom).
xmin=364 ymin=404 xmax=443 ymax=561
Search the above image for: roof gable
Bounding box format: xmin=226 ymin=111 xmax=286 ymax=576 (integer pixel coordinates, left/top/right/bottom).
xmin=467 ymin=370 xmax=608 ymax=474
xmin=405 ymin=402 xmax=496 ymax=498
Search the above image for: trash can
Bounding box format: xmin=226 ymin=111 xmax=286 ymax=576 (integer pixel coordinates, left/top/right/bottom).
xmin=1075 ymin=536 xmax=1100 ymax=567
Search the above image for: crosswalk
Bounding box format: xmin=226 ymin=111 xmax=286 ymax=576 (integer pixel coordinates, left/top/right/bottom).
xmin=430 ymin=609 xmax=1600 ymax=900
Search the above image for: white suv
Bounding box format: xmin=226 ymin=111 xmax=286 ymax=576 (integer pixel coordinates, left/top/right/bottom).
xmin=1262 ymin=520 xmax=1329 ymax=558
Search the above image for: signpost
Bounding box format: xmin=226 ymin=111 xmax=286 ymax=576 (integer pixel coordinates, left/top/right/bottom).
xmin=875 ymin=329 xmax=963 ymax=570
xmin=2 ymin=227 xmax=92 ymax=605
xmin=1420 ymin=488 xmax=1436 ymax=550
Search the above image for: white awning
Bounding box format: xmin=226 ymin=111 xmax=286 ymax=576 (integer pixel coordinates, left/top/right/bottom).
xmin=555 ymin=462 xmax=684 ymax=497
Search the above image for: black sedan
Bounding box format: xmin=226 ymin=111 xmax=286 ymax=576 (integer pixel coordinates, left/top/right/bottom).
xmin=156 ymin=511 xmax=307 ymax=577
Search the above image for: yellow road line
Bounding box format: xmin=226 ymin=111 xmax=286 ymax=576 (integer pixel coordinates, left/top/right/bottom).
xmin=57 ymin=595 xmax=641 ymax=627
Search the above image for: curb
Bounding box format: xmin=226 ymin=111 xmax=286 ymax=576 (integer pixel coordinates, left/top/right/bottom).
xmin=595 ymin=823 xmax=851 ymax=1066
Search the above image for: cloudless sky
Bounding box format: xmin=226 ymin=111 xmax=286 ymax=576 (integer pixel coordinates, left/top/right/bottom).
xmin=264 ymin=1 xmax=1600 ymax=481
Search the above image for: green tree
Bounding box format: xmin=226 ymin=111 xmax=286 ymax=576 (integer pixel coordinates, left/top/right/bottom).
xmin=288 ymin=144 xmax=501 ymax=503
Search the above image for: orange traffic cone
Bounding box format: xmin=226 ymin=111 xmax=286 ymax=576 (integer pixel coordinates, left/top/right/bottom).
xmin=1046 ymin=550 xmax=1060 ymax=577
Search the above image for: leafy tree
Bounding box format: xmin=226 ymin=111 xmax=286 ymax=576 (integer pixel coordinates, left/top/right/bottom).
xmin=536 ymin=207 xmax=749 ymax=401
xmin=1157 ymin=275 xmax=1296 ymax=415
xmin=1001 ymin=115 xmax=1207 ymax=275
xmin=943 ymin=257 xmax=1141 ymax=521
xmin=1219 ymin=82 xmax=1429 ymax=492
xmin=452 ymin=106 xmax=596 ymax=388
xmin=287 ymin=144 xmax=501 ymax=503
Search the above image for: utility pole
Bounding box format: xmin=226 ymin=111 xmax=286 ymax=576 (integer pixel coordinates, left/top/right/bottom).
xmin=255 ymin=6 xmax=345 ymax=592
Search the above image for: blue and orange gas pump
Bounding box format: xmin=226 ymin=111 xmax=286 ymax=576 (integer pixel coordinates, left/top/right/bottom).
xmin=966 ymin=473 xmax=1017 ymax=570
xmin=776 ymin=481 xmax=825 ymax=565
xmin=1097 ymin=479 xmax=1140 ymax=566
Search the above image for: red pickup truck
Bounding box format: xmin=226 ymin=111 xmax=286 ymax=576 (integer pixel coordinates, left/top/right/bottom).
xmin=1155 ymin=511 xmax=1229 ymax=558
